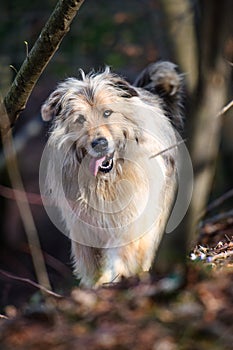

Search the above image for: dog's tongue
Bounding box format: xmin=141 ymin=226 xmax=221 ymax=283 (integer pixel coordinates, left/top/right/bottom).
xmin=89 ymin=156 xmax=106 ymax=176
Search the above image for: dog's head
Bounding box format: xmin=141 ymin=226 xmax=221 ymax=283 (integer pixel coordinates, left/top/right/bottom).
xmin=41 ymin=68 xmax=145 ymax=178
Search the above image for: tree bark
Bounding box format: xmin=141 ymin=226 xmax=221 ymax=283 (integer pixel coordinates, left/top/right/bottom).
xmin=155 ymin=0 xmax=198 ymax=272
xmin=188 ymin=0 xmax=232 ymax=238
xmin=159 ymin=0 xmax=198 ymax=95
xmin=156 ymin=0 xmax=232 ymax=272
xmin=3 ymin=0 xmax=85 ymax=133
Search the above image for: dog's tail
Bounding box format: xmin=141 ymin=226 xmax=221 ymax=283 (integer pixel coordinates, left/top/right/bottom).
xmin=134 ymin=61 xmax=183 ymax=131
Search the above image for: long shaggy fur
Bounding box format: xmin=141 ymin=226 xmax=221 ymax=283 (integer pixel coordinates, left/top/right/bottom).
xmin=41 ymin=62 xmax=183 ymax=287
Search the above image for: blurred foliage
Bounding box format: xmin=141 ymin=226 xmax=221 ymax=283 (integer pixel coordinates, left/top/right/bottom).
xmin=0 ymin=0 xmax=170 ymax=84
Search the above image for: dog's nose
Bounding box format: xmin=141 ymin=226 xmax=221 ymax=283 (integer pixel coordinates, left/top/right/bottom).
xmin=91 ymin=137 xmax=109 ymax=154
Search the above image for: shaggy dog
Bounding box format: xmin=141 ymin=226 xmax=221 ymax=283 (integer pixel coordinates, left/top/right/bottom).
xmin=41 ymin=62 xmax=183 ymax=287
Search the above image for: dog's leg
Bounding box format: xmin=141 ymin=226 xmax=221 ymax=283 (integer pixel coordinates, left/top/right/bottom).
xmin=71 ymin=241 xmax=103 ymax=287
xmin=94 ymin=233 xmax=160 ymax=286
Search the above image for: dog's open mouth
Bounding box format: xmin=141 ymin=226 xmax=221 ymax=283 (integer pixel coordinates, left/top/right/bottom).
xmin=89 ymin=153 xmax=114 ymax=176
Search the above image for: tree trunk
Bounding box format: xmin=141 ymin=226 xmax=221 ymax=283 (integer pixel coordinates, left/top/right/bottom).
xmin=156 ymin=0 xmax=232 ymax=271
xmin=155 ymin=0 xmax=198 ymax=272
xmin=159 ymin=0 xmax=198 ymax=94
xmin=188 ymin=0 xmax=232 ymax=240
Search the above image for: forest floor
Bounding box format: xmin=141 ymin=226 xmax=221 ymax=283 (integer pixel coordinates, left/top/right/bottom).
xmin=0 ymin=212 xmax=233 ymax=350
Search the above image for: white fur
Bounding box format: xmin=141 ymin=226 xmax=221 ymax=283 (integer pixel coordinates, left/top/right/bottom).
xmin=41 ymin=69 xmax=179 ymax=287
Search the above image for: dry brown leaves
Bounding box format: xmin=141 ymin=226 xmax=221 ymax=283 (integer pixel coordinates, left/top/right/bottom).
xmin=1 ymin=204 xmax=233 ymax=349
xmin=0 ymin=263 xmax=233 ymax=350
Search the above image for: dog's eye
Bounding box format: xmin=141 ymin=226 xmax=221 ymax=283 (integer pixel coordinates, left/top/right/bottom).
xmin=77 ymin=114 xmax=86 ymax=124
xmin=103 ymin=110 xmax=113 ymax=118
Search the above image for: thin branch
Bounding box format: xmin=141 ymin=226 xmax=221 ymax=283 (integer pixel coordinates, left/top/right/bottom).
xmin=3 ymin=0 xmax=85 ymax=131
xmin=0 ymin=184 xmax=44 ymax=205
xmin=209 ymin=250 xmax=233 ymax=262
xmin=149 ymin=139 xmax=186 ymax=159
xmin=205 ymin=188 xmax=233 ymax=214
xmin=217 ymin=99 xmax=233 ymax=117
xmin=0 ymin=269 xmax=63 ymax=299
xmin=202 ymin=209 xmax=233 ymax=226
xmin=9 ymin=65 xmax=18 ymax=75
xmin=0 ymin=314 xmax=8 ymax=320
xmin=24 ymin=41 xmax=29 ymax=58
xmin=0 ymin=101 xmax=51 ymax=295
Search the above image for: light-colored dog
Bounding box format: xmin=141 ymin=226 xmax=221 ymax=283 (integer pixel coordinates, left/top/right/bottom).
xmin=41 ymin=62 xmax=183 ymax=287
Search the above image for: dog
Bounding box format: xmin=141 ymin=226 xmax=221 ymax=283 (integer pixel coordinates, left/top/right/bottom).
xmin=41 ymin=61 xmax=183 ymax=287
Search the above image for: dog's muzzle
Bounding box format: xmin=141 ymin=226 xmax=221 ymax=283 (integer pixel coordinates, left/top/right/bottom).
xmin=89 ymin=137 xmax=114 ymax=176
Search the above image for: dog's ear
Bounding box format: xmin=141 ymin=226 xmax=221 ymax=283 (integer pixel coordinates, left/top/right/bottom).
xmin=114 ymin=79 xmax=138 ymax=98
xmin=41 ymin=90 xmax=63 ymax=121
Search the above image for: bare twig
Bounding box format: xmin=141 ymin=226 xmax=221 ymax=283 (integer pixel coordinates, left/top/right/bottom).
xmin=9 ymin=65 xmax=18 ymax=75
xmin=0 ymin=314 xmax=8 ymax=320
xmin=3 ymin=0 xmax=85 ymax=131
xmin=0 ymin=101 xmax=51 ymax=295
xmin=149 ymin=139 xmax=186 ymax=159
xmin=0 ymin=184 xmax=43 ymax=205
xmin=209 ymin=250 xmax=233 ymax=262
xmin=24 ymin=41 xmax=29 ymax=58
xmin=0 ymin=269 xmax=63 ymax=299
xmin=205 ymin=188 xmax=233 ymax=214
xmin=217 ymin=99 xmax=233 ymax=117
xmin=202 ymin=209 xmax=233 ymax=226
